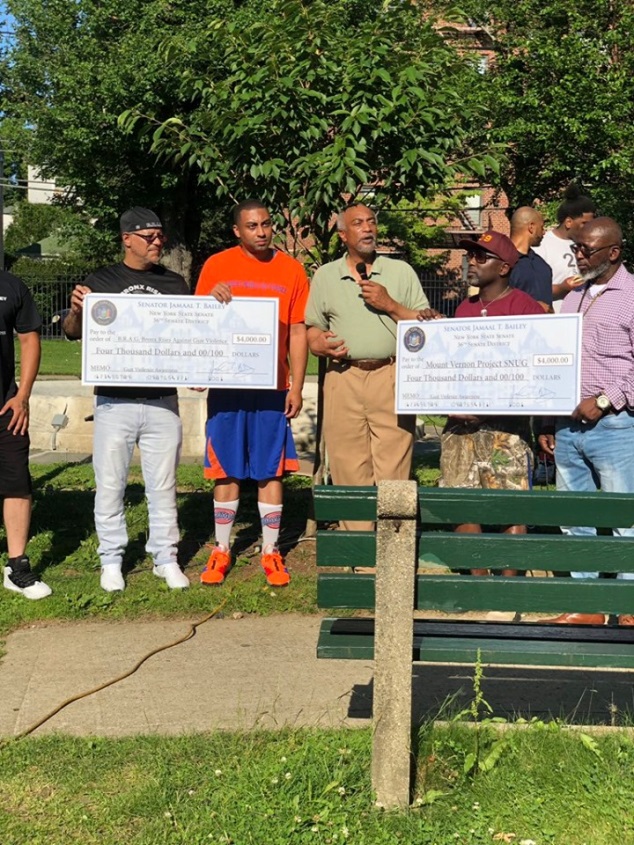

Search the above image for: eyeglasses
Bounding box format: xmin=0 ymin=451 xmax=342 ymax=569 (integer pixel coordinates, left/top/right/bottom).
xmin=570 ymin=243 xmax=618 ymax=259
xmin=466 ymin=250 xmax=500 ymax=264
xmin=127 ymin=231 xmax=167 ymax=245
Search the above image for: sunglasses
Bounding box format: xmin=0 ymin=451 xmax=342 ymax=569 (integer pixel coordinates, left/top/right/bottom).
xmin=465 ymin=249 xmax=500 ymax=264
xmin=127 ymin=231 xmax=167 ymax=245
xmin=570 ymin=243 xmax=618 ymax=259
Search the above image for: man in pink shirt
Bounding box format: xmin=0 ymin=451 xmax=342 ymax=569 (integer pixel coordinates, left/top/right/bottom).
xmin=538 ymin=217 xmax=634 ymax=626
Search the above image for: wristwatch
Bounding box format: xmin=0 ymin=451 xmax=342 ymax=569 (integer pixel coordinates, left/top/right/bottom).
xmin=596 ymin=394 xmax=611 ymax=411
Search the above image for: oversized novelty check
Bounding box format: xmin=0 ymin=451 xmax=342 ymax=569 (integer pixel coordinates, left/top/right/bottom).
xmin=82 ymin=294 xmax=279 ymax=388
xmin=396 ymin=313 xmax=582 ymax=415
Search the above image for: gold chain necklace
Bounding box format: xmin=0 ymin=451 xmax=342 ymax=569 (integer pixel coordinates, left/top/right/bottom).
xmin=576 ymin=284 xmax=609 ymax=315
xmin=479 ymin=286 xmax=510 ymax=317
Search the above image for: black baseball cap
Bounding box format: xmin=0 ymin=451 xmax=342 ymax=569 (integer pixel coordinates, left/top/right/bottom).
xmin=120 ymin=207 xmax=163 ymax=233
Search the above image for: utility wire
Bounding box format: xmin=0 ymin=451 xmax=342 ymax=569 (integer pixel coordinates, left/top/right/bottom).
xmin=0 ymin=597 xmax=228 ymax=748
xmin=0 ymin=534 xmax=317 ymax=747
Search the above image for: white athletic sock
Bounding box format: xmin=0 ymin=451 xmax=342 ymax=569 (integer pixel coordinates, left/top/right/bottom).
xmin=258 ymin=502 xmax=282 ymax=554
xmin=214 ymin=499 xmax=239 ymax=550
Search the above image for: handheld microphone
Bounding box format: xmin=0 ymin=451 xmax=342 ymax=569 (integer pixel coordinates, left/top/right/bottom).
xmin=356 ymin=262 xmax=369 ymax=282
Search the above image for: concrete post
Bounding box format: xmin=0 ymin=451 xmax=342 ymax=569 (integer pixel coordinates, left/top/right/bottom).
xmin=371 ymin=479 xmax=418 ymax=808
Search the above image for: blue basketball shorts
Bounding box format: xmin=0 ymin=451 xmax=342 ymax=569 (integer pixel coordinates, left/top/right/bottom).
xmin=204 ymin=389 xmax=299 ymax=481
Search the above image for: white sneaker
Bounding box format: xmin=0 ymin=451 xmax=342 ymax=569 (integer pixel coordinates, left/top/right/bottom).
xmin=100 ymin=565 xmax=125 ymax=592
xmin=153 ymin=563 xmax=190 ymax=589
xmin=3 ymin=557 xmax=52 ymax=600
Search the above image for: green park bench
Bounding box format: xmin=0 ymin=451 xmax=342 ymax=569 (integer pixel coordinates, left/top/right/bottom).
xmin=314 ymin=480 xmax=634 ymax=807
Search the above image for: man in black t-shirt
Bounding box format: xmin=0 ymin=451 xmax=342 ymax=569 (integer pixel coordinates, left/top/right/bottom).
xmin=63 ymin=207 xmax=191 ymax=592
xmin=1 ymin=272 xmax=51 ymax=599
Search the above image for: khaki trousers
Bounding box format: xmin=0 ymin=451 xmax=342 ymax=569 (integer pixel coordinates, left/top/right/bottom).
xmin=323 ymin=362 xmax=416 ymax=530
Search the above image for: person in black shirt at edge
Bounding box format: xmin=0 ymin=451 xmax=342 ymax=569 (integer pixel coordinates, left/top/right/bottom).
xmin=1 ymin=271 xmax=51 ymax=599
xmin=63 ymin=207 xmax=191 ymax=592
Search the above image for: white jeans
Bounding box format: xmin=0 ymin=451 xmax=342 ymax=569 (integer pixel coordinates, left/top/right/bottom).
xmin=93 ymin=394 xmax=182 ymax=568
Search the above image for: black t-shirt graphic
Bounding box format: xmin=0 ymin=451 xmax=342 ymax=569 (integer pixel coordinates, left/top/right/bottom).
xmin=84 ymin=262 xmax=190 ymax=400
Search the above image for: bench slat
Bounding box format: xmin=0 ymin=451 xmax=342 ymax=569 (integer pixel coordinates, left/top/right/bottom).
xmin=419 ymin=488 xmax=634 ymax=528
xmin=326 ymin=618 xmax=634 ymax=643
xmin=318 ymin=618 xmax=375 ymax=660
xmin=318 ymin=619 xmax=634 ymax=668
xmin=421 ymin=534 xmax=634 ymax=572
xmin=316 ymin=531 xmax=375 ymax=567
xmin=313 ymin=486 xmax=634 ymax=528
xmin=417 ymin=576 xmax=634 ymax=615
xmin=318 ymin=573 xmax=374 ymax=608
xmin=317 ymin=573 xmax=634 ymax=615
xmin=317 ymin=530 xmax=634 ymax=572
xmin=313 ymin=486 xmax=377 ymax=521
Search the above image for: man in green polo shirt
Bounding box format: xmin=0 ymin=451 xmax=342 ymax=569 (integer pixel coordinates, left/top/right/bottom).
xmin=305 ymin=202 xmax=436 ymax=530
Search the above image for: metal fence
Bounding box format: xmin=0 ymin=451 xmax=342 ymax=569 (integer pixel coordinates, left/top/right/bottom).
xmin=420 ymin=273 xmax=468 ymax=318
xmin=25 ymin=273 xmax=469 ymax=339
xmin=22 ymin=277 xmax=81 ymax=339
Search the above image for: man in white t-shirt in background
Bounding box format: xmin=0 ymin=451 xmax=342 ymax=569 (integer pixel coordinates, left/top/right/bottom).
xmin=534 ymin=183 xmax=596 ymax=312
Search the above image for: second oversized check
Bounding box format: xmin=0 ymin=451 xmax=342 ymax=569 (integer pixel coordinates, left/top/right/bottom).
xmin=82 ymin=294 xmax=279 ymax=388
xmin=396 ymin=313 xmax=582 ymax=415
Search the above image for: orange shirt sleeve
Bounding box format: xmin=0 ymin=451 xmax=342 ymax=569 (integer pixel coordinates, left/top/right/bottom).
xmin=288 ymin=265 xmax=309 ymax=324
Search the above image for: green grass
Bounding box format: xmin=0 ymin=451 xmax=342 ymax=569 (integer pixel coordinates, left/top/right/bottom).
xmin=0 ymin=454 xmax=441 ymax=639
xmin=19 ymin=339 xmax=83 ymax=377
xmin=1 ymin=724 xmax=633 ymax=844
xmin=0 ymin=465 xmax=318 ymax=639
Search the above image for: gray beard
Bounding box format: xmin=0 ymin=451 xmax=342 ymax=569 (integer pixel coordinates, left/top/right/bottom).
xmin=581 ymin=258 xmax=611 ymax=283
xmin=357 ymin=244 xmax=376 ymax=261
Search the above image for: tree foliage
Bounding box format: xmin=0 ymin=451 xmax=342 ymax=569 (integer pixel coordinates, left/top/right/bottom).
xmin=4 ymin=201 xmax=70 ymax=255
xmin=8 ymin=0 xmax=634 ymax=274
xmin=120 ymin=0 xmax=497 ymax=263
xmin=0 ymin=0 xmax=241 ymax=275
xmin=444 ymin=0 xmax=634 ymax=239
xmin=378 ymin=193 xmax=468 ymax=276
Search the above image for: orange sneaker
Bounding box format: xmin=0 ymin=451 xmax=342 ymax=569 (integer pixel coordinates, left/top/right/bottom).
xmin=261 ymin=549 xmax=290 ymax=587
xmin=200 ymin=546 xmax=231 ymax=585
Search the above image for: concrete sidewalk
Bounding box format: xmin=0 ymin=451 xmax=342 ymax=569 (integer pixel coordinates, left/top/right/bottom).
xmin=0 ymin=615 xmax=373 ymax=737
xmin=2 ymin=612 xmax=633 ymax=738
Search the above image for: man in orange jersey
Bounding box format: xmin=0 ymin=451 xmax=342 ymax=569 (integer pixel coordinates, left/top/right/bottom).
xmin=195 ymin=199 xmax=308 ymax=587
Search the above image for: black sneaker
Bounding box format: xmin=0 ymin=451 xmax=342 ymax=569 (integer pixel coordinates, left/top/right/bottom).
xmin=3 ymin=556 xmax=52 ymax=600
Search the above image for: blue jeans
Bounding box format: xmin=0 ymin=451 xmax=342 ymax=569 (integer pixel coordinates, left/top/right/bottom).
xmin=93 ymin=395 xmax=182 ymax=568
xmin=555 ymin=411 xmax=634 ymax=579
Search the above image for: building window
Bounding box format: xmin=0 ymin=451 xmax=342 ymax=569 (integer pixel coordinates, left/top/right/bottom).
xmin=463 ymin=194 xmax=482 ymax=229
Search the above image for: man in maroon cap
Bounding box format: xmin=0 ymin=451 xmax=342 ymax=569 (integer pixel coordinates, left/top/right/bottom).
xmin=455 ymin=231 xmax=544 ymax=319
xmin=440 ymin=232 xmax=543 ymax=596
